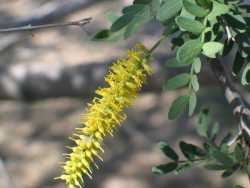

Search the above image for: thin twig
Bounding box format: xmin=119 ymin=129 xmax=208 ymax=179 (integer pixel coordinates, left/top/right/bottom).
xmin=0 ymin=17 xmax=92 ymax=33
xmin=148 ymin=36 xmax=166 ymax=54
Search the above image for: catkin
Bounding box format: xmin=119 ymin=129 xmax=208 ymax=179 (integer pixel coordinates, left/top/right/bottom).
xmin=58 ymin=43 xmax=153 ymax=188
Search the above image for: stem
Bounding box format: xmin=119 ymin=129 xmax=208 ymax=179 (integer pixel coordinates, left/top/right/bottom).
xmin=178 ymin=158 xmax=204 ymax=164
xmin=148 ymin=36 xmax=166 ymax=54
xmin=201 ymin=17 xmax=208 ymax=43
xmin=188 ymin=63 xmax=196 ymax=94
xmin=0 ymin=18 xmax=92 ymax=33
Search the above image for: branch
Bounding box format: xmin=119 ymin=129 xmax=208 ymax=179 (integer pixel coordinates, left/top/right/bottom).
xmin=0 ymin=0 xmax=94 ymax=28
xmin=209 ymin=60 xmax=250 ymax=144
xmin=0 ymin=18 xmax=91 ymax=33
xmin=0 ymin=0 xmax=93 ymax=53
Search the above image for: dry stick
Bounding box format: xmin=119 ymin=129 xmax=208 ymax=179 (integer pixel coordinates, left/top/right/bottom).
xmin=0 ymin=18 xmax=92 ymax=33
xmin=209 ymin=60 xmax=250 ymax=145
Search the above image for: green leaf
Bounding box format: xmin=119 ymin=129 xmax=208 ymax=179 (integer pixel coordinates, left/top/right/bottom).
xmin=220 ymin=143 xmax=229 ymax=154
xmin=159 ymin=142 xmax=179 ymax=161
xmin=152 ymin=162 xmax=178 ymax=175
xmin=105 ymin=12 xmax=119 ymax=23
xmin=191 ymin=75 xmax=199 ymax=92
xmin=152 ymin=0 xmax=162 ymax=16
xmin=175 ymin=163 xmax=194 ymax=174
xmin=202 ymin=42 xmax=224 ymax=58
xmin=157 ymin=0 xmax=183 ymax=22
xmin=193 ymin=58 xmax=202 ymax=73
xmin=197 ymin=108 xmax=209 ymax=137
xmin=171 ymin=37 xmax=185 ymax=49
xmin=124 ymin=6 xmax=152 ymax=38
xmin=222 ymin=164 xmax=240 ymax=178
xmin=164 ymin=73 xmax=191 ymax=90
xmin=93 ymin=29 xmax=111 ymax=40
xmin=180 ymin=6 xmax=195 ymax=20
xmin=180 ymin=141 xmax=206 ymax=160
xmin=235 ymin=35 xmax=250 ymax=58
xmin=111 ymin=14 xmax=134 ymax=32
xmin=209 ymin=122 xmax=220 ymax=140
xmin=239 ymin=4 xmax=250 ymax=13
xmin=234 ymin=144 xmax=245 ymax=161
xmin=168 ymin=95 xmax=189 ymax=120
xmin=204 ymin=163 xmax=227 ymax=171
xmin=165 ymin=57 xmax=194 ymax=68
xmin=133 ymin=0 xmax=151 ymax=4
xmin=177 ymin=39 xmax=203 ymax=63
xmin=163 ymin=18 xmax=179 ymax=36
xmin=211 ymin=148 xmax=233 ymax=166
xmin=220 ymin=133 xmax=232 ymax=146
xmin=241 ymin=63 xmax=250 ymax=86
xmin=122 ymin=4 xmax=145 ymax=15
xmin=188 ymin=92 xmax=197 ymax=116
xmin=92 ymin=12 xmax=120 ymax=41
xmin=207 ymin=1 xmax=229 ymax=21
xmin=92 ymin=29 xmax=126 ymax=42
xmin=183 ymin=0 xmax=209 ymax=17
xmin=196 ymin=0 xmax=212 ymax=9
xmin=176 ymin=16 xmax=205 ymax=34
xmin=224 ymin=13 xmax=247 ymax=31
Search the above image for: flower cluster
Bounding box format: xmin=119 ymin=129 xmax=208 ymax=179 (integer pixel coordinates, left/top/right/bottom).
xmin=58 ymin=43 xmax=153 ymax=188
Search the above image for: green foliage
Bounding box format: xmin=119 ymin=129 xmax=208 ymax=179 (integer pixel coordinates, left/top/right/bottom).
xmin=111 ymin=13 xmax=135 ymax=32
xmin=197 ymin=108 xmax=210 ymax=137
xmin=164 ymin=73 xmax=191 ymax=90
xmin=188 ymin=92 xmax=197 ymax=116
xmin=177 ymin=39 xmax=203 ymax=63
xmin=165 ymin=57 xmax=193 ymax=68
xmin=159 ymin=0 xmax=250 ymax=121
xmin=175 ymin=16 xmax=205 ymax=34
xmin=159 ymin=142 xmax=179 ymax=161
xmin=202 ymin=42 xmax=224 ymax=58
xmin=168 ymin=95 xmax=189 ymax=120
xmin=207 ymin=1 xmax=229 ymax=21
xmin=183 ymin=0 xmax=209 ymax=17
xmin=93 ymin=3 xmax=154 ymax=41
xmin=153 ymin=109 xmax=249 ymax=188
xmin=152 ymin=162 xmax=178 ymax=175
xmin=157 ymin=0 xmax=183 ymax=22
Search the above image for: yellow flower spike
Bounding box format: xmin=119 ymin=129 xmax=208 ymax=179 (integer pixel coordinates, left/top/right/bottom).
xmin=81 ymin=159 xmax=92 ymax=172
xmin=94 ymin=132 xmax=103 ymax=140
xmin=58 ymin=43 xmax=153 ymax=188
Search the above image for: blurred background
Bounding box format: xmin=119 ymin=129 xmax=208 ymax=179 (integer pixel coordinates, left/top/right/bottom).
xmin=0 ymin=0 xmax=249 ymax=188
